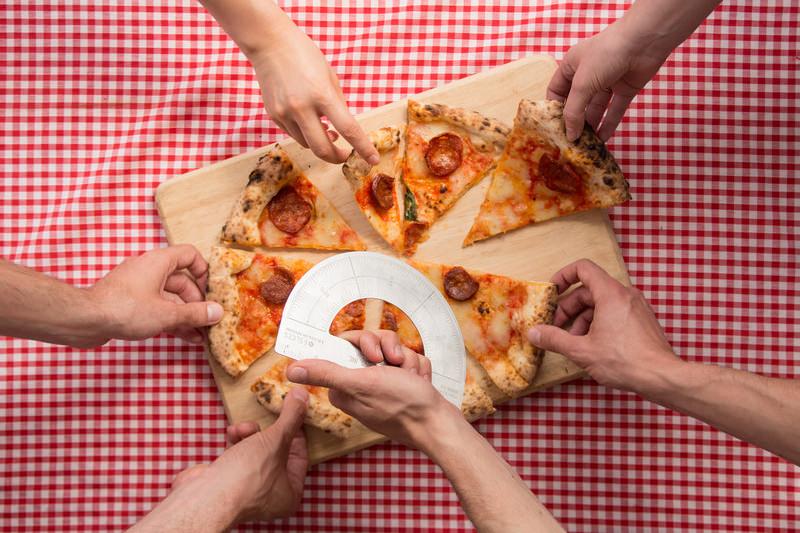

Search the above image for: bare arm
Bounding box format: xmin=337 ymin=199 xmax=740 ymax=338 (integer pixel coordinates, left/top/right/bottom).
xmin=0 ymin=246 xmax=222 ymax=348
xmin=198 ymin=0 xmax=378 ymax=164
xmin=288 ymin=330 xmax=564 ymax=532
xmin=529 ymin=259 xmax=800 ymax=466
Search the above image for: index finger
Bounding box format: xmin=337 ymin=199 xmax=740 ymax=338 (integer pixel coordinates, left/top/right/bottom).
xmin=287 ymin=359 xmax=363 ymax=393
xmin=323 ymin=101 xmax=379 ymax=166
xmin=550 ymin=259 xmax=621 ymax=297
xmin=153 ymin=245 xmax=209 ymax=287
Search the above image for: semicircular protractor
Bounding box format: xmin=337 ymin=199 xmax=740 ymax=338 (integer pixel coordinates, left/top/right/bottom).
xmin=275 ymin=251 xmax=466 ymax=407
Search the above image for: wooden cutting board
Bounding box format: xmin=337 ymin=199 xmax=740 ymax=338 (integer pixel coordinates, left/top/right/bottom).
xmin=155 ymin=55 xmax=630 ymax=465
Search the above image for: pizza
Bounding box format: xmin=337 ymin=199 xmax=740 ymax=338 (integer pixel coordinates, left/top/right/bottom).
xmin=342 ymin=127 xmax=407 ymax=253
xmin=329 ymin=299 xmax=367 ymax=335
xmin=464 ymin=99 xmax=631 ymax=245
xmin=410 ymin=260 xmax=557 ymax=396
xmin=221 ymin=144 xmax=365 ymax=251
xmin=343 ymin=102 xmax=509 ymax=255
xmin=251 ymin=357 xmax=362 ymax=439
xmin=206 ymin=246 xmax=313 ymax=377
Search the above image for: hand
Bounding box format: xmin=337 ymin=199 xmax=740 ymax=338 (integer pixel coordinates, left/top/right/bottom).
xmin=142 ymin=388 xmax=309 ymax=531
xmin=87 ymin=245 xmax=223 ymax=345
xmin=286 ymin=330 xmax=458 ymax=448
xmin=526 ymin=259 xmax=679 ymax=394
xmin=547 ymin=22 xmax=668 ymax=141
xmin=249 ymin=23 xmax=379 ymax=166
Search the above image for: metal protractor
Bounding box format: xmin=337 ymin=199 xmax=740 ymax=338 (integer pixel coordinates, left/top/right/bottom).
xmin=275 ymin=252 xmax=465 ymax=407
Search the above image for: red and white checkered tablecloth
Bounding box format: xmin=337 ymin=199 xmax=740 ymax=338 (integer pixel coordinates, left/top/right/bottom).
xmin=1 ymin=1 xmax=798 ymax=531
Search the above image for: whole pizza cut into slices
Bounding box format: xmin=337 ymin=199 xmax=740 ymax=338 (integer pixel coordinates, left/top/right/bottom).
xmin=410 ymin=260 xmax=557 ymax=397
xmin=206 ymin=246 xmax=314 ymax=377
xmin=401 ymin=100 xmax=510 ymax=253
xmin=221 ymin=144 xmax=365 ymax=251
xmin=251 ymin=357 xmax=363 ymax=439
xmin=342 ymin=127 xmax=408 ymax=253
xmin=464 ymin=99 xmax=631 ymax=245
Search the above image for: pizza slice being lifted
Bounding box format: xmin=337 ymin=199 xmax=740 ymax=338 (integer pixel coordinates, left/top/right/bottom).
xmin=222 ymin=144 xmax=365 ymax=251
xmin=410 ymin=260 xmax=557 ymax=397
xmin=465 ymin=99 xmax=631 ymax=245
xmin=206 ymin=246 xmax=313 ymax=377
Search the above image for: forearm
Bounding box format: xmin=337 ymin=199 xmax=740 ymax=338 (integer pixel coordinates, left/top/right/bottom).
xmin=0 ymin=260 xmax=108 ymax=348
xmin=198 ymin=0 xmax=295 ymax=60
xmin=130 ymin=481 xmax=240 ymax=533
xmin=419 ymin=407 xmax=563 ymax=533
xmin=616 ymin=0 xmax=722 ymax=57
xmin=640 ymin=358 xmax=800 ymax=465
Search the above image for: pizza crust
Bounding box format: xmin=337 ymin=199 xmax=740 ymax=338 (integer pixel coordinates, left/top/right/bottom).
xmin=408 ymin=100 xmax=510 ymax=153
xmin=251 ymin=357 xmax=362 ymax=439
xmin=520 ymin=99 xmax=630 ymax=204
xmin=461 ymin=369 xmax=496 ymax=421
xmin=221 ymin=145 xmax=297 ymax=247
xmin=206 ymin=246 xmax=255 ymax=377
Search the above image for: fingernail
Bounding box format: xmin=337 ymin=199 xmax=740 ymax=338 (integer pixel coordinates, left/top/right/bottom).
xmin=289 ymin=386 xmax=309 ymax=404
xmin=367 ymin=154 xmax=380 ymax=166
xmin=394 ymin=344 xmax=405 ymax=358
xmin=527 ymin=327 xmax=541 ymax=344
xmin=206 ymin=302 xmax=223 ymax=323
xmin=375 ymin=343 xmax=383 ymax=360
xmin=566 ymin=128 xmax=577 ymax=142
xmin=287 ymin=366 xmax=308 ymax=383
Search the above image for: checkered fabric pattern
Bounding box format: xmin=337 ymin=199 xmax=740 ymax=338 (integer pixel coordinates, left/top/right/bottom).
xmin=1 ymin=1 xmax=797 ymax=531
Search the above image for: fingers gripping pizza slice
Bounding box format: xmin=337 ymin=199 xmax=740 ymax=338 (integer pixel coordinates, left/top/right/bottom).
xmin=342 ymin=127 xmax=407 ymax=253
xmin=410 ymin=260 xmax=557 ymax=397
xmin=221 ymin=144 xmax=365 ymax=251
xmin=206 ymin=246 xmax=314 ymax=377
xmin=464 ymin=99 xmax=631 ymax=245
xmin=402 ymin=100 xmax=509 ymax=253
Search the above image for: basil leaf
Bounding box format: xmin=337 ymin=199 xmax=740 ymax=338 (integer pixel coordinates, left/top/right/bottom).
xmin=404 ymin=188 xmax=418 ymax=221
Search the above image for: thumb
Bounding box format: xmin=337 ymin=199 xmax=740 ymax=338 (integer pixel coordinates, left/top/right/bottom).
xmin=527 ymin=325 xmax=584 ymax=358
xmin=165 ymin=301 xmax=223 ymax=329
xmin=271 ymin=387 xmax=309 ymax=450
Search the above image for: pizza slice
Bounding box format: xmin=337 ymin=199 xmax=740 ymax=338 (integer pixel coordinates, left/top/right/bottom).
xmin=206 ymin=246 xmax=313 ymax=377
xmin=402 ymin=100 xmax=509 ymax=253
xmin=377 ymin=300 xmax=495 ymax=420
xmin=464 ymin=99 xmax=631 ymax=245
xmin=221 ymin=144 xmax=365 ymax=251
xmin=251 ymin=357 xmax=362 ymax=439
xmin=329 ymin=299 xmax=367 ymax=335
xmin=410 ymin=260 xmax=557 ymax=397
xmin=342 ymin=127 xmax=408 ymax=253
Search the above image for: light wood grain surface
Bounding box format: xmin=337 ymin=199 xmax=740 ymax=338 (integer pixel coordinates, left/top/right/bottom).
xmin=155 ymin=55 xmax=630 ymax=465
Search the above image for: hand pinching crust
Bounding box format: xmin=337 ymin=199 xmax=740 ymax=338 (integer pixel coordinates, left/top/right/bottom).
xmin=251 ymin=357 xmax=363 ymax=439
xmin=465 ymin=99 xmax=631 ymax=245
xmin=222 ymin=144 xmax=365 ymax=251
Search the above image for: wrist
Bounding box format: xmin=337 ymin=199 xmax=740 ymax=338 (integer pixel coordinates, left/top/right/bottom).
xmin=412 ymin=400 xmax=473 ymax=460
xmin=630 ymin=350 xmax=689 ymax=400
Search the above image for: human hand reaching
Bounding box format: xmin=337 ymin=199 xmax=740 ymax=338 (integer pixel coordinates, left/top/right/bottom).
xmin=527 ymin=259 xmax=679 ymax=394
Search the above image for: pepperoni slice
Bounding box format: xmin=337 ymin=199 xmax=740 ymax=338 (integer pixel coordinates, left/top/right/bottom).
xmin=425 ymin=133 xmax=463 ymax=177
xmin=381 ymin=308 xmax=398 ymax=331
xmin=370 ymin=173 xmax=395 ymax=210
xmin=538 ymin=154 xmax=582 ymax=194
xmin=344 ymin=299 xmax=365 ymax=318
xmin=259 ymin=267 xmax=295 ymax=305
xmin=443 ymin=266 xmax=479 ymax=301
xmin=267 ymin=186 xmax=313 ymax=234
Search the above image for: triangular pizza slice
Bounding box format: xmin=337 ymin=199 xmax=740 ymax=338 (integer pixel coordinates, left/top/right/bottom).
xmin=342 ymin=127 xmax=408 ymax=253
xmin=465 ymin=99 xmax=631 ymax=245
xmin=206 ymin=246 xmax=313 ymax=377
xmin=221 ymin=144 xmax=365 ymax=251
xmin=410 ymin=260 xmax=557 ymax=397
xmin=402 ymin=100 xmax=509 ymax=253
